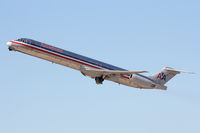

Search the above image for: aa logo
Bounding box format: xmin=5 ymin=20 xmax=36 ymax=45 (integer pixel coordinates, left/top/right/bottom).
xmin=157 ymin=72 xmax=166 ymax=81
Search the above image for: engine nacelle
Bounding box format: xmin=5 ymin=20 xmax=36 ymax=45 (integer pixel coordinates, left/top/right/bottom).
xmin=132 ymin=75 xmax=156 ymax=89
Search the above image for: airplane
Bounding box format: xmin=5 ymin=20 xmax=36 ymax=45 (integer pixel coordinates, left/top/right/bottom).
xmin=7 ymin=38 xmax=193 ymax=90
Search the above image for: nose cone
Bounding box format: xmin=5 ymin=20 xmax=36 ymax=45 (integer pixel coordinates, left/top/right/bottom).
xmin=7 ymin=41 xmax=12 ymax=46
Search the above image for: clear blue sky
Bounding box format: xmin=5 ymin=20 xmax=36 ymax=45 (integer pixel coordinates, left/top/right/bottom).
xmin=1 ymin=0 xmax=200 ymax=133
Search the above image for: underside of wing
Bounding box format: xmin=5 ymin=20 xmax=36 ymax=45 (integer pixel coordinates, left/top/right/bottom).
xmin=85 ymin=69 xmax=147 ymax=75
xmin=80 ymin=65 xmax=148 ymax=78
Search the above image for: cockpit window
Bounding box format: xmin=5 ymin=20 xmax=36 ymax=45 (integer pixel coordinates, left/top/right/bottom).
xmin=17 ymin=38 xmax=41 ymax=45
xmin=17 ymin=38 xmax=30 ymax=43
xmin=17 ymin=38 xmax=23 ymax=42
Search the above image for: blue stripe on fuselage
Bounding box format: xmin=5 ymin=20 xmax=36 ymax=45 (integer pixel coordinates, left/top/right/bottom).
xmin=17 ymin=39 xmax=126 ymax=71
xmin=136 ymin=74 xmax=156 ymax=83
xmin=16 ymin=38 xmax=155 ymax=83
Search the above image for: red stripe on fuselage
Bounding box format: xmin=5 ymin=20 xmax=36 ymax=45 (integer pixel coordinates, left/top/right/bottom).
xmin=10 ymin=41 xmax=130 ymax=79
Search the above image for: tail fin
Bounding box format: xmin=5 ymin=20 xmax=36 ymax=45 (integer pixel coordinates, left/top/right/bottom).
xmin=149 ymin=67 xmax=194 ymax=86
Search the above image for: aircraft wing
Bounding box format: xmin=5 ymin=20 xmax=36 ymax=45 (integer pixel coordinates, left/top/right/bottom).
xmin=80 ymin=66 xmax=147 ymax=77
xmin=84 ymin=69 xmax=147 ymax=75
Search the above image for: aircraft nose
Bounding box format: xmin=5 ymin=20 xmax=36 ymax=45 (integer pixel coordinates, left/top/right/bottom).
xmin=6 ymin=41 xmax=12 ymax=46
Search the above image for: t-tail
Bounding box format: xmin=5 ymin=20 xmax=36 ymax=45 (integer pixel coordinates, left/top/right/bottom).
xmin=149 ymin=67 xmax=194 ymax=90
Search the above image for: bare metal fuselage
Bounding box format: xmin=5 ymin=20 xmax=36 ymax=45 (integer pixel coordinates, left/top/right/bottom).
xmin=8 ymin=43 xmax=158 ymax=89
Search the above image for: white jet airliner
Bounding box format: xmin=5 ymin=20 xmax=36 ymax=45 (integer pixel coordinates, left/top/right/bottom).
xmin=7 ymin=38 xmax=193 ymax=90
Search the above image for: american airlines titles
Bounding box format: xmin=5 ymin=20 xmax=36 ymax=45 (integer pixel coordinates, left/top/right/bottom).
xmin=41 ymin=43 xmax=63 ymax=53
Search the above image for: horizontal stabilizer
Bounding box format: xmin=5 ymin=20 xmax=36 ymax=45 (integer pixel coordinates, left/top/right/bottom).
xmin=164 ymin=67 xmax=194 ymax=74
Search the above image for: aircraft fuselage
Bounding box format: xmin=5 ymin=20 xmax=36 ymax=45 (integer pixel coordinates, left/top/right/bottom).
xmin=7 ymin=38 xmax=167 ymax=90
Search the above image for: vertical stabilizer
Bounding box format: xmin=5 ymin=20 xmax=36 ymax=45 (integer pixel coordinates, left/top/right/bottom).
xmin=148 ymin=67 xmax=193 ymax=86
